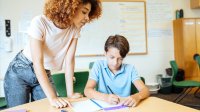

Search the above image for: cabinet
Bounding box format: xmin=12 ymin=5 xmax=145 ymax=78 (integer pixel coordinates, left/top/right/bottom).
xmin=173 ymin=18 xmax=200 ymax=81
xmin=190 ymin=0 xmax=200 ymax=9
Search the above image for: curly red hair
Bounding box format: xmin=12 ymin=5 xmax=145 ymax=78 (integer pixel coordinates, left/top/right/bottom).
xmin=44 ymin=0 xmax=102 ymax=28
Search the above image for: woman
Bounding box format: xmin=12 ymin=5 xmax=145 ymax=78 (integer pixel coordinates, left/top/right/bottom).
xmin=4 ymin=0 xmax=101 ymax=108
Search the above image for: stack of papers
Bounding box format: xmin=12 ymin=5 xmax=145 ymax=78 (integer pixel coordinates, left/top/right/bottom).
xmin=71 ymin=99 xmax=129 ymax=112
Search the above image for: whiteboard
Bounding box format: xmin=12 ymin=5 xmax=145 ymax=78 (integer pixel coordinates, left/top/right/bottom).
xmin=76 ymin=2 xmax=147 ymax=56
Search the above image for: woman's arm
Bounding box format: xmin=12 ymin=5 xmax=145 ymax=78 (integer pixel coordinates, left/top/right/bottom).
xmin=65 ymin=38 xmax=82 ymax=98
xmin=84 ymin=79 xmax=120 ymax=104
xmin=30 ymin=38 xmax=70 ymax=108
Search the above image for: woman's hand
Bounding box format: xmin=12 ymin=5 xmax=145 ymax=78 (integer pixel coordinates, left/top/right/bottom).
xmin=69 ymin=93 xmax=83 ymax=99
xmin=49 ymin=97 xmax=71 ymax=108
xmin=121 ymin=94 xmax=141 ymax=107
xmin=105 ymin=94 xmax=120 ymax=105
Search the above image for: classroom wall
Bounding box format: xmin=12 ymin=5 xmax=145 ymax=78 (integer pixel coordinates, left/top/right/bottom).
xmin=0 ymin=0 xmax=200 ymax=97
xmin=75 ymin=0 xmax=200 ymax=83
xmin=0 ymin=0 xmax=44 ymax=97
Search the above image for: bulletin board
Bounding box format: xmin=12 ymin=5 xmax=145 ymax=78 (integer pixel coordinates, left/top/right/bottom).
xmin=76 ymin=0 xmax=147 ymax=56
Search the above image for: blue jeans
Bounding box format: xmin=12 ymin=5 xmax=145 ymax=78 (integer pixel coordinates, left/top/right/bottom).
xmin=4 ymin=51 xmax=54 ymax=107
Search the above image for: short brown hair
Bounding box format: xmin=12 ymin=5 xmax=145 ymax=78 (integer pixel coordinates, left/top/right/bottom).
xmin=104 ymin=35 xmax=129 ymax=58
xmin=44 ymin=0 xmax=102 ymax=28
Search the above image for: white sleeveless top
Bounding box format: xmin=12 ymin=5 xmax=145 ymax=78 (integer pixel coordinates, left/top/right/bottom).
xmin=23 ymin=15 xmax=80 ymax=70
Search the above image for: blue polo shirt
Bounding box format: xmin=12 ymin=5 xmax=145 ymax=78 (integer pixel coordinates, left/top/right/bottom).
xmin=89 ymin=60 xmax=140 ymax=97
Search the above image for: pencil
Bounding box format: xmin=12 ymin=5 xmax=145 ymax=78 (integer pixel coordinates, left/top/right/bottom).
xmin=107 ymin=85 xmax=114 ymax=94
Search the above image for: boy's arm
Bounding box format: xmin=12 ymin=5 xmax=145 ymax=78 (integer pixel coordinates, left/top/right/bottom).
xmin=122 ymin=80 xmax=149 ymax=107
xmin=84 ymin=79 xmax=108 ymax=101
xmin=84 ymin=79 xmax=120 ymax=105
xmin=133 ymin=79 xmax=150 ymax=100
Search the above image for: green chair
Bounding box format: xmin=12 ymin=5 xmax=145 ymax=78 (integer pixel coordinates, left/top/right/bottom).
xmin=170 ymin=60 xmax=200 ymax=105
xmin=0 ymin=97 xmax=6 ymax=108
xmin=131 ymin=77 xmax=145 ymax=94
xmin=51 ymin=73 xmax=66 ymax=97
xmin=74 ymin=71 xmax=89 ymax=95
xmin=52 ymin=71 xmax=89 ymax=97
xmin=193 ymin=54 xmax=200 ymax=98
xmin=194 ymin=54 xmax=200 ymax=68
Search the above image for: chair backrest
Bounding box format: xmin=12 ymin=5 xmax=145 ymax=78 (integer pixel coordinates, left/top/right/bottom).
xmin=0 ymin=97 xmax=6 ymax=108
xmin=130 ymin=77 xmax=145 ymax=94
xmin=74 ymin=71 xmax=89 ymax=95
xmin=170 ymin=60 xmax=179 ymax=82
xmin=51 ymin=73 xmax=67 ymax=97
xmin=193 ymin=53 xmax=200 ymax=68
xmin=52 ymin=71 xmax=89 ymax=97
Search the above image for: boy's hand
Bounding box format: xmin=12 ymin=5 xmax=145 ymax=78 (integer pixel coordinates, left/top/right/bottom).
xmin=50 ymin=97 xmax=71 ymax=108
xmin=105 ymin=94 xmax=120 ymax=105
xmin=121 ymin=94 xmax=140 ymax=107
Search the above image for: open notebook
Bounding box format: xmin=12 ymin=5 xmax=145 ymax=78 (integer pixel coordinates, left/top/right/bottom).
xmin=71 ymin=99 xmax=129 ymax=112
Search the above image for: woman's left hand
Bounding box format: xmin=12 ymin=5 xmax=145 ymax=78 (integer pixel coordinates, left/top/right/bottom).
xmin=121 ymin=94 xmax=141 ymax=107
xmin=69 ymin=93 xmax=83 ymax=99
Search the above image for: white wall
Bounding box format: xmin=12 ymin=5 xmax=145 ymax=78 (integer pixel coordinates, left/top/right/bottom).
xmin=0 ymin=0 xmax=44 ymax=96
xmin=0 ymin=0 xmax=44 ymax=77
xmin=0 ymin=0 xmax=200 ymax=97
xmin=76 ymin=0 xmax=200 ymax=83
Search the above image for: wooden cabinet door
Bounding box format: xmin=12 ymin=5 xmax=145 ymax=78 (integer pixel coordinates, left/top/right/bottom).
xmin=182 ymin=19 xmax=197 ymax=79
xmin=195 ymin=19 xmax=200 ymax=81
xmin=191 ymin=0 xmax=200 ymax=9
xmin=196 ymin=19 xmax=200 ymax=54
xmin=173 ymin=19 xmax=184 ymax=69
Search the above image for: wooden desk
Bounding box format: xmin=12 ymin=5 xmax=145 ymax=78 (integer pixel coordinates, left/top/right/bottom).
xmin=1 ymin=97 xmax=199 ymax=112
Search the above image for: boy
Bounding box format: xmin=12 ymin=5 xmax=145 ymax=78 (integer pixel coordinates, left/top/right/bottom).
xmin=84 ymin=35 xmax=149 ymax=107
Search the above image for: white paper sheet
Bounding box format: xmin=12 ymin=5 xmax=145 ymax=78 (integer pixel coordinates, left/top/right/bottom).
xmin=72 ymin=100 xmax=100 ymax=112
xmin=71 ymin=99 xmax=128 ymax=112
